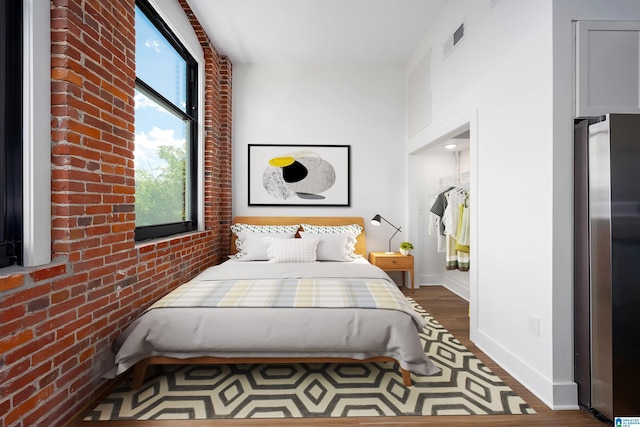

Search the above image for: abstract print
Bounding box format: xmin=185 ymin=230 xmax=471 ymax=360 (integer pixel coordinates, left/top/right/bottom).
xmin=263 ymin=150 xmax=336 ymax=200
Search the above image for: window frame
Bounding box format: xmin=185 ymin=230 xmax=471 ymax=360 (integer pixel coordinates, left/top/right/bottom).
xmin=0 ymin=0 xmax=24 ymax=268
xmin=134 ymin=0 xmax=199 ymax=242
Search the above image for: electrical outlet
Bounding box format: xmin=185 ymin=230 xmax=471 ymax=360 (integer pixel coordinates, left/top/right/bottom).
xmin=528 ymin=315 xmax=540 ymax=337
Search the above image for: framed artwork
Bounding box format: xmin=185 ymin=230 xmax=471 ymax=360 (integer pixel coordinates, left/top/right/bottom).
xmin=248 ymin=144 xmax=351 ymax=206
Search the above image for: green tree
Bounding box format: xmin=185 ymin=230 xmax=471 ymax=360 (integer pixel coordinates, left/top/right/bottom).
xmin=135 ymin=145 xmax=186 ymax=227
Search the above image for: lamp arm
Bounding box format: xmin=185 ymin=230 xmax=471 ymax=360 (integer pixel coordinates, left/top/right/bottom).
xmin=380 ymin=216 xmax=401 ymax=233
xmin=379 ymin=216 xmax=402 ymax=253
xmin=371 ymin=215 xmax=402 ymax=253
xmin=387 ymin=227 xmax=401 ymax=253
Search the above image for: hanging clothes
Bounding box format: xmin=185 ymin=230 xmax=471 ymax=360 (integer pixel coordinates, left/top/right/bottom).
xmin=429 ymin=180 xmax=470 ymax=271
xmin=443 ymin=189 xmax=465 ymax=238
xmin=428 ymin=187 xmax=453 ymax=253
xmin=454 ymin=200 xmax=470 ymax=271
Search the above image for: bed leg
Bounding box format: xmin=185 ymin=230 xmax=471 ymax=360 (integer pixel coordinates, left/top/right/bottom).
xmin=131 ymin=359 xmax=150 ymax=389
xmin=401 ymin=368 xmax=413 ymax=386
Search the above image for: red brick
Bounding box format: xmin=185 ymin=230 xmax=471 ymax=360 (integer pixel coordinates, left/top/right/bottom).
xmin=76 ymin=317 xmax=108 ymax=341
xmin=38 ymin=369 xmax=60 ymax=389
xmin=4 ymin=332 xmax=55 ymax=365
xmin=55 ymin=314 xmax=91 ymax=340
xmin=31 ymin=335 xmax=74 ymax=366
xmin=51 ymin=68 xmax=83 ymax=86
xmin=0 ymin=274 xmax=24 ymax=292
xmin=0 ymin=330 xmax=34 ymax=355
xmin=23 ymin=391 xmax=69 ymax=427
xmin=0 ymin=305 xmax=27 ymax=324
xmin=5 ymin=384 xmax=54 ymax=426
xmin=0 ymin=359 xmax=30 ymax=385
xmin=29 ymin=264 xmax=67 ymax=283
xmin=27 ymin=297 xmax=50 ymax=313
xmin=3 ymin=283 xmax=50 ymax=307
xmin=51 ymin=272 xmax=88 ymax=291
xmin=12 ymin=384 xmax=36 ymax=406
xmin=0 ymin=399 xmax=10 ymax=422
xmin=0 ymin=311 xmax=47 ymax=338
xmin=2 ymin=1 xmax=232 ymax=425
xmin=48 ymin=295 xmax=86 ymax=317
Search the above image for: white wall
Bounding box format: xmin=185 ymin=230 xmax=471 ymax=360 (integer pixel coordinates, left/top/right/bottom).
xmin=406 ymin=0 xmax=640 ymax=410
xmin=232 ymin=64 xmax=408 ymax=252
xmin=407 ymin=0 xmax=560 ymax=408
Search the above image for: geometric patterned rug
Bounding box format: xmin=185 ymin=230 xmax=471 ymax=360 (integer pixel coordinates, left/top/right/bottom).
xmin=85 ymin=299 xmax=535 ymax=420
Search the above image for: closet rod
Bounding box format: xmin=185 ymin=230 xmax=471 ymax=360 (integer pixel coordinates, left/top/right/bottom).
xmin=439 ymin=171 xmax=470 ymax=186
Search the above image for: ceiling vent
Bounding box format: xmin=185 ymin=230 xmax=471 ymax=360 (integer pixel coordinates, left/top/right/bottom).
xmin=443 ymin=21 xmax=465 ymax=58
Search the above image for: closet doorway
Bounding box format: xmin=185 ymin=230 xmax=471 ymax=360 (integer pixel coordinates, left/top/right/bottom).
xmin=407 ymin=112 xmax=477 ymax=314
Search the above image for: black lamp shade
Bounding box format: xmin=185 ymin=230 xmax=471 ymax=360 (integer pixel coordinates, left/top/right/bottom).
xmin=370 ymin=214 xmax=382 ymax=226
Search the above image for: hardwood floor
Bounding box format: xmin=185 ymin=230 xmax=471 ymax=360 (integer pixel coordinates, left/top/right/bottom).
xmin=69 ymin=286 xmax=606 ymax=427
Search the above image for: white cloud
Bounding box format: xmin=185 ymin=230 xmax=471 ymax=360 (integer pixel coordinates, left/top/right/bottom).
xmin=145 ymin=39 xmax=161 ymax=53
xmin=134 ymin=91 xmax=171 ymax=114
xmin=135 ymin=126 xmax=185 ymax=171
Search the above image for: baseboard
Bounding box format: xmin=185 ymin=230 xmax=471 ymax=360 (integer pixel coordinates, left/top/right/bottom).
xmin=418 ymin=274 xmax=442 ymax=286
xmin=472 ymin=328 xmax=578 ymax=410
xmin=442 ymin=275 xmax=469 ymax=301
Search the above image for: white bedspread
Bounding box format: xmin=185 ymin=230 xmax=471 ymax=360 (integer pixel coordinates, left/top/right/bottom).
xmin=106 ymin=260 xmax=440 ymax=379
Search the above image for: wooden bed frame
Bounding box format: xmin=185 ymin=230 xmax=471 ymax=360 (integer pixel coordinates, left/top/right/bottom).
xmin=131 ymin=216 xmax=413 ymax=389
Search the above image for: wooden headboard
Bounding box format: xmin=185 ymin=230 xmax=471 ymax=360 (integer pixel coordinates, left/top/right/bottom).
xmin=231 ymin=216 xmax=367 ymax=256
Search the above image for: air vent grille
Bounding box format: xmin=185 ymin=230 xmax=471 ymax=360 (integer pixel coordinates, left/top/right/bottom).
xmin=443 ymin=21 xmax=465 ymax=58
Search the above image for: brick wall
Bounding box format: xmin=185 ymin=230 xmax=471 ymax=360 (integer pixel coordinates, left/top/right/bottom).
xmin=0 ymin=1 xmax=232 ymax=426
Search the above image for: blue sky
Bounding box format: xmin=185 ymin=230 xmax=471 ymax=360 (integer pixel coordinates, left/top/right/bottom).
xmin=134 ymin=6 xmax=187 ymax=172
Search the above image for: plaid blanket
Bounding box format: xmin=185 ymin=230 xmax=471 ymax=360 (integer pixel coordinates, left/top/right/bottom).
xmin=149 ymin=278 xmax=425 ymax=327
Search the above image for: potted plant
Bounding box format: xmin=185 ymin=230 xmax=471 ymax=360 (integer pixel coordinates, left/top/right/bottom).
xmin=399 ymin=241 xmax=414 ymax=255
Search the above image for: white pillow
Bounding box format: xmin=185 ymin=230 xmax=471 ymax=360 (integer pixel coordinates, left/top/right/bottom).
xmin=263 ymin=237 xmax=320 ymax=263
xmin=234 ymin=231 xmax=296 ymax=261
xmin=299 ymin=232 xmax=356 ymax=261
xmin=300 ymin=224 xmax=363 ymax=259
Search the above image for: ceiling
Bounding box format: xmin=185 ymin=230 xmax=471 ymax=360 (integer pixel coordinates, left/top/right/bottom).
xmin=185 ymin=0 xmax=448 ymax=64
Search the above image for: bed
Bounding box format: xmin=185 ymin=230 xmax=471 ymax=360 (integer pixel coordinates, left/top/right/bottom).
xmin=109 ymin=216 xmax=440 ymax=389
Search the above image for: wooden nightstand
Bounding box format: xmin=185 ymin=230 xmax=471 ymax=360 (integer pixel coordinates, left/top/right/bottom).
xmin=368 ymin=252 xmax=414 ymax=295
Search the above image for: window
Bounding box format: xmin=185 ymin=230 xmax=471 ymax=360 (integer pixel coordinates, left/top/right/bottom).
xmin=0 ymin=0 xmax=23 ymax=267
xmin=134 ymin=0 xmax=198 ymax=241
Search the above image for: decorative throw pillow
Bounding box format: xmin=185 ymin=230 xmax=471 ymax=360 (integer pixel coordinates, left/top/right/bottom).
xmin=230 ymin=223 xmax=300 ymax=255
xmin=263 ymin=237 xmax=320 ymax=263
xmin=234 ymin=231 xmax=296 ymax=261
xmin=300 ymin=223 xmax=363 ymax=236
xmin=300 ymin=224 xmax=363 ymax=258
xmin=299 ymin=232 xmax=356 ymax=261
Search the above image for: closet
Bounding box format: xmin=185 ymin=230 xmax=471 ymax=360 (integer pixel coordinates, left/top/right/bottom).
xmin=415 ymin=131 xmax=471 ymax=300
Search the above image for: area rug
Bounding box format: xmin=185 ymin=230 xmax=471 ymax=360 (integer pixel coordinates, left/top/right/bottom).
xmin=86 ymin=300 xmax=535 ymax=420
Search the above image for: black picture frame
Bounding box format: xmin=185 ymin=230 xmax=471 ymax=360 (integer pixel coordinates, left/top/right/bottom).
xmin=248 ymin=144 xmax=351 ymax=207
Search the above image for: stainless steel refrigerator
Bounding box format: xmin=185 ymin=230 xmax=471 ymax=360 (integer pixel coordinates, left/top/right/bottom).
xmin=574 ymin=113 xmax=640 ymax=421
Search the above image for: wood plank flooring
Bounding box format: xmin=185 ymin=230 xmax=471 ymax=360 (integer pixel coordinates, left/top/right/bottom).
xmin=68 ymin=286 xmax=606 ymax=427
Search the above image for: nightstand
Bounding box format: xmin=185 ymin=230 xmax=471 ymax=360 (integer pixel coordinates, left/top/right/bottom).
xmin=368 ymin=252 xmax=414 ymax=295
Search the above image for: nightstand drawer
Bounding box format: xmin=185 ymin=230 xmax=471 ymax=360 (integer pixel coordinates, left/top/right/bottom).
xmin=373 ymin=257 xmax=413 ymax=269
